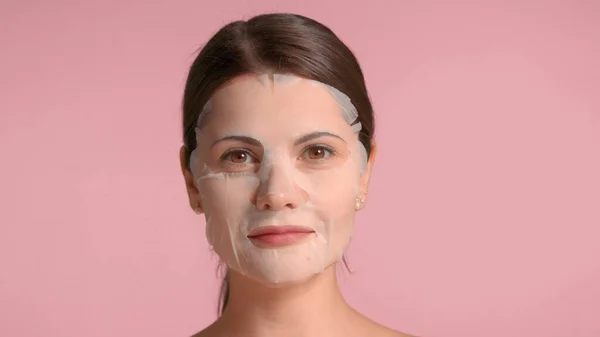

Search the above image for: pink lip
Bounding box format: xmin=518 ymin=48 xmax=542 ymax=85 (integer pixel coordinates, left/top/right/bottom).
xmin=247 ymin=225 xmax=315 ymax=248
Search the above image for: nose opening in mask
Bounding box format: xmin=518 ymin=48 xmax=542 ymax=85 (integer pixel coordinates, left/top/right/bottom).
xmin=255 ymin=157 xmax=308 ymax=211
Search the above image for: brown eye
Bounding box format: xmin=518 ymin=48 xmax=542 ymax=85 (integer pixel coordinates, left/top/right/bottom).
xmin=223 ymin=150 xmax=252 ymax=163
xmin=308 ymin=147 xmax=326 ymax=159
xmin=302 ymin=145 xmax=333 ymax=161
xmin=231 ymin=151 xmax=247 ymax=163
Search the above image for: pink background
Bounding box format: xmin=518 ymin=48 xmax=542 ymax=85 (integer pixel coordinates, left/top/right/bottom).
xmin=1 ymin=1 xmax=599 ymax=336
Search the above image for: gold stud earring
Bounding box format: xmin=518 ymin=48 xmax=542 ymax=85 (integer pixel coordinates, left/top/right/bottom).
xmin=355 ymin=196 xmax=365 ymax=210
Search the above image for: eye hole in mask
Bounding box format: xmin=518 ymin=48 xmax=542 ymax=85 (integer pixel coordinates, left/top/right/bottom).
xmin=215 ymin=143 xmax=345 ymax=175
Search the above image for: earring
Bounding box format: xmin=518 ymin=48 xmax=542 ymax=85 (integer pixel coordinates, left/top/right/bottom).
xmin=355 ymin=195 xmax=366 ymax=210
xmin=193 ymin=202 xmax=202 ymax=214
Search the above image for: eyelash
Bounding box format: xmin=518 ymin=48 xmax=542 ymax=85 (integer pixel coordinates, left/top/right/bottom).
xmin=219 ymin=145 xmax=337 ymax=164
xmin=299 ymin=144 xmax=337 ymax=160
xmin=220 ymin=149 xmax=257 ymax=164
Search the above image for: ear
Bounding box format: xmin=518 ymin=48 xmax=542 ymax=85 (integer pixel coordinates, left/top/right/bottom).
xmin=356 ymin=138 xmax=377 ymax=211
xmin=179 ymin=146 xmax=203 ymax=214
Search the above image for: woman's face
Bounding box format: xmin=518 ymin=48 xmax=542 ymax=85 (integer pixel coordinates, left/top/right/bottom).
xmin=182 ymin=73 xmax=374 ymax=286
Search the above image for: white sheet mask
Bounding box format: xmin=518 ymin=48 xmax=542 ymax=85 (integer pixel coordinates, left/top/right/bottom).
xmin=189 ymin=73 xmax=368 ymax=285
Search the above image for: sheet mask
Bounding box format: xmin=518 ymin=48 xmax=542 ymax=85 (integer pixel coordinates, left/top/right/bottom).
xmin=189 ymin=73 xmax=368 ymax=285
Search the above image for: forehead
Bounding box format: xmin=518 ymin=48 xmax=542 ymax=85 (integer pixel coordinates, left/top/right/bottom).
xmin=205 ymin=74 xmax=348 ymax=132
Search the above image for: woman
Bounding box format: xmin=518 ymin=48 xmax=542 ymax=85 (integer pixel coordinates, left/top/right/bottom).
xmin=179 ymin=13 xmax=414 ymax=337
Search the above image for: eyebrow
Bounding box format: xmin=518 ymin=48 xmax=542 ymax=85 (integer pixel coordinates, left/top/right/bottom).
xmin=211 ymin=135 xmax=261 ymax=148
xmin=293 ymin=131 xmax=345 ymax=146
xmin=211 ymin=131 xmax=345 ymax=149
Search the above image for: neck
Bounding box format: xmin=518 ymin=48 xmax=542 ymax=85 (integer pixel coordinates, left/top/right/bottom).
xmin=215 ymin=265 xmax=359 ymax=337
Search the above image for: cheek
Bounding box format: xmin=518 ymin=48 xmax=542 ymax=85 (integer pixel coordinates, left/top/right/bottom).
xmin=307 ymin=169 xmax=360 ymax=218
xmin=197 ymin=175 xmax=258 ymax=221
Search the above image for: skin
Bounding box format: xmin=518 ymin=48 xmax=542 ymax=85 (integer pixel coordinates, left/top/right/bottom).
xmin=180 ymin=74 xmax=415 ymax=337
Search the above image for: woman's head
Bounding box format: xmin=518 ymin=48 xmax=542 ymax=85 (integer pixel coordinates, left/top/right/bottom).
xmin=179 ymin=13 xmax=376 ymax=312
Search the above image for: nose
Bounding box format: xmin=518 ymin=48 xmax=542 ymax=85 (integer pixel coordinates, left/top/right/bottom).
xmin=255 ymin=165 xmax=307 ymax=211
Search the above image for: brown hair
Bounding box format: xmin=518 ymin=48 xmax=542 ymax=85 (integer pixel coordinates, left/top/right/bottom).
xmin=181 ymin=13 xmax=375 ymax=316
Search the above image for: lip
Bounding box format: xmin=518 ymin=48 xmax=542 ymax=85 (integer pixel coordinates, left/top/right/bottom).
xmin=247 ymin=225 xmax=315 ymax=248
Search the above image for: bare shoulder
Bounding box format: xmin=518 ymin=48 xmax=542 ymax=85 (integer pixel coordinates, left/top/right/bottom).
xmin=386 ymin=328 xmax=419 ymax=337
xmin=360 ymin=315 xmax=418 ymax=337
xmin=375 ymin=325 xmax=418 ymax=337
xmin=191 ymin=327 xmax=417 ymax=337
xmin=354 ymin=316 xmax=417 ymax=337
xmin=190 ymin=316 xmax=419 ymax=337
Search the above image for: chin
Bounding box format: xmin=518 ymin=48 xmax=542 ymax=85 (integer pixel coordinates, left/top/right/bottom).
xmin=240 ymin=260 xmax=339 ymax=287
xmin=241 ymin=269 xmax=317 ymax=286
